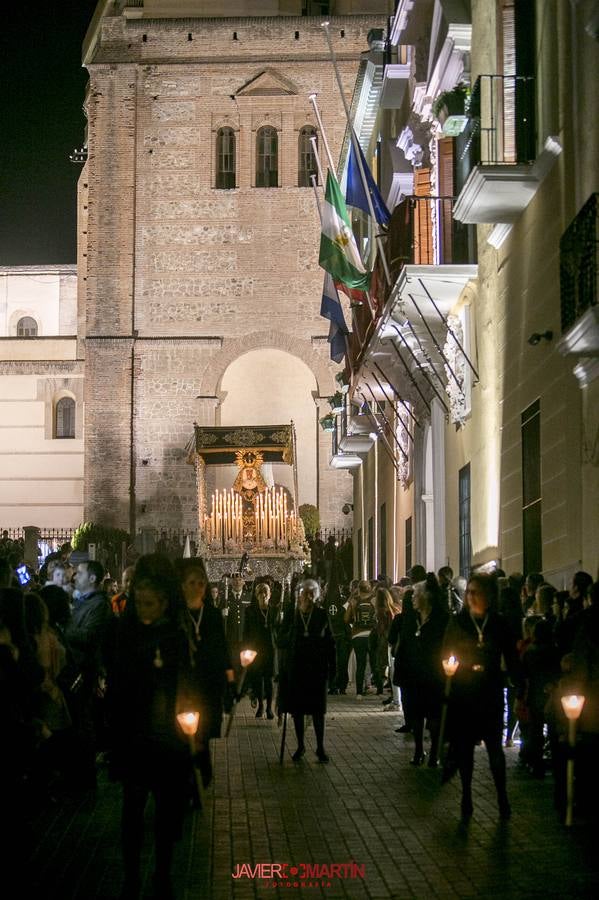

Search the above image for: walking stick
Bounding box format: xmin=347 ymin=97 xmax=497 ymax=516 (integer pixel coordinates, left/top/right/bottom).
xmin=225 ymin=649 xmax=257 ymax=738
xmin=177 ymin=711 xmax=203 ymax=809
xmin=279 ymin=712 xmax=288 ymax=763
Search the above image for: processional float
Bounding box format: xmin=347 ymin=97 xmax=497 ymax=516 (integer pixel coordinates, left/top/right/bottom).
xmin=186 ymin=423 xmax=307 ymax=580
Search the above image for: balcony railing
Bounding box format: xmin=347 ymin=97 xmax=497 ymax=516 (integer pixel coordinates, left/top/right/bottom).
xmin=560 ymin=194 xmax=598 ymax=333
xmin=387 ymin=196 xmax=477 ymax=284
xmin=456 ymin=74 xmax=536 ymax=193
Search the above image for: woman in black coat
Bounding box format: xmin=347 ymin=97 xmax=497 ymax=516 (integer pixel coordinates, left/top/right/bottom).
xmin=442 ymin=572 xmax=520 ymax=820
xmin=178 ymin=558 xmax=235 ymax=791
xmin=106 ymin=555 xmax=191 ymax=900
xmin=277 ymin=578 xmax=336 ymax=762
xmin=399 ymin=574 xmax=448 ymax=766
xmin=242 ymin=581 xmax=276 ymax=719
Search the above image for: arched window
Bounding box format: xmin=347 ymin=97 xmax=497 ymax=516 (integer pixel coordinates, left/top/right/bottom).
xmin=55 ymin=397 xmax=76 ymax=439
xmin=256 ymin=127 xmax=278 ymax=188
xmin=216 ymin=127 xmax=236 ymax=189
xmin=17 ymin=316 xmax=38 ymax=337
xmin=298 ymin=126 xmax=318 ymax=187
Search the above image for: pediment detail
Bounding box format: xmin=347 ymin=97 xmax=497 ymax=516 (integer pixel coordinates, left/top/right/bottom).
xmin=236 ymin=69 xmax=298 ymax=98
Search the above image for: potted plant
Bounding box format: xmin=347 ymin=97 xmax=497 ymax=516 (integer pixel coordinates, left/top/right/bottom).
xmin=328 ymin=391 xmax=345 ymax=413
xmin=319 ymin=413 xmax=336 ymax=432
xmin=335 ymin=370 xmax=350 ymax=394
xmin=432 ymin=84 xmax=471 ymax=134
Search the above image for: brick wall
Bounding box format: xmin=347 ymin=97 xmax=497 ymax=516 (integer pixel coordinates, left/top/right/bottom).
xmin=82 ymin=13 xmax=379 ymax=531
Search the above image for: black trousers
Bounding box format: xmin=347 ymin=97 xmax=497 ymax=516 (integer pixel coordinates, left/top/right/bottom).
xmin=453 ymin=726 xmax=508 ymax=807
xmin=333 ymin=635 xmax=351 ymax=692
xmin=293 ymin=712 xmax=326 ymax=751
xmin=352 ymin=636 xmax=371 ymax=694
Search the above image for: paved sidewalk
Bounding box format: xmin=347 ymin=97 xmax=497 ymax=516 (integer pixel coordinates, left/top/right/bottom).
xmin=28 ymin=693 xmax=599 ymax=899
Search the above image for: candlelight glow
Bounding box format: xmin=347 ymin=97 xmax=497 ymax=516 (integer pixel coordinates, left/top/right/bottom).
xmin=177 ymin=711 xmax=200 ymax=736
xmin=560 ymin=695 xmax=585 ymax=720
xmin=240 ymin=649 xmax=258 ymax=668
xmin=442 ymin=656 xmax=459 ymax=677
xmin=202 ymin=485 xmax=299 ymax=550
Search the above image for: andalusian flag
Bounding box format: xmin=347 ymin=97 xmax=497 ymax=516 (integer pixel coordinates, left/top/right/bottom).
xmin=319 ymin=171 xmax=371 ymax=291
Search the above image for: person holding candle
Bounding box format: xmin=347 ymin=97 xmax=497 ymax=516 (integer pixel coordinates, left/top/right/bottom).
xmin=177 ymin=558 xmax=235 ymax=794
xmin=396 ymin=574 xmax=448 ymax=766
xmin=242 ymin=581 xmax=276 ymax=719
xmin=442 ymin=572 xmax=521 ymax=820
xmin=277 ymin=578 xmax=336 ymax=762
xmin=105 ymin=555 xmax=192 ymax=900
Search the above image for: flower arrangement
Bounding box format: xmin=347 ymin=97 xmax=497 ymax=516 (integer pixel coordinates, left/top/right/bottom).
xmin=319 ymin=414 xmax=336 ymax=432
xmin=328 ymin=391 xmax=345 ymax=413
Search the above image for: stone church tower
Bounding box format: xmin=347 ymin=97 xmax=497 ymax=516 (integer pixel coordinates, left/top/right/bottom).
xmin=78 ymin=1 xmax=390 ymax=535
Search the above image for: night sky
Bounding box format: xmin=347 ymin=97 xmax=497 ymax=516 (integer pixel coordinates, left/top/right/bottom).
xmin=1 ymin=1 xmax=98 ymax=265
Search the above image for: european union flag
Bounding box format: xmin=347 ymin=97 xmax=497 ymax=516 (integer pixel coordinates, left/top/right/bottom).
xmin=346 ymin=136 xmax=391 ymax=227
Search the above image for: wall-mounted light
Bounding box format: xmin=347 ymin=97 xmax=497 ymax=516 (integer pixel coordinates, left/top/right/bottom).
xmin=527 ymin=330 xmax=553 ymax=346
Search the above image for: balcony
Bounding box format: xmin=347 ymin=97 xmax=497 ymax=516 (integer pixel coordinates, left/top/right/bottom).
xmin=351 ymin=197 xmax=477 ymax=403
xmin=380 ymin=45 xmax=412 ymax=109
xmin=453 ymin=75 xmax=561 ymax=233
xmin=557 ymin=194 xmax=599 ymax=385
xmin=338 ymin=401 xmax=377 ymax=455
xmin=329 ymin=418 xmax=362 ymax=469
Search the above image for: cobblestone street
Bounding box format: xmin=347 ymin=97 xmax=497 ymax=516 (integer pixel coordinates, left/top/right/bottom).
xmin=28 ymin=693 xmax=599 ymax=900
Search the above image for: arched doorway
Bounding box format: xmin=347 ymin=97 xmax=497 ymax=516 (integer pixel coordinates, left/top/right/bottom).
xmin=216 ymin=349 xmax=318 ymax=506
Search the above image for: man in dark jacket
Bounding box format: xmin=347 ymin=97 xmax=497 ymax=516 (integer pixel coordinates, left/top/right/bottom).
xmin=66 ymin=559 xmax=112 ymax=789
xmin=225 ymin=574 xmax=250 ymax=680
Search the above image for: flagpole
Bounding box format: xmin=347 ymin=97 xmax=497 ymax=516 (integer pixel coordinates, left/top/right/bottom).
xmin=310 ymin=174 xmax=323 ymax=218
xmin=310 ymin=91 xmax=376 ymax=321
xmin=308 ymin=93 xmax=336 ymax=175
xmin=309 ymin=138 xmax=326 ymax=192
xmin=321 ymin=21 xmax=392 ymax=288
xmin=312 ymin=174 xmax=351 ymax=365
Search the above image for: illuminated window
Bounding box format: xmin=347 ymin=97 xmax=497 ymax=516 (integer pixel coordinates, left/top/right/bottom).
xmin=55 ymin=397 xmax=75 ymax=439
xmin=256 ymin=127 xmax=278 ymax=187
xmin=216 ymin=127 xmax=236 ymax=189
xmin=17 ymin=316 xmax=38 ymax=336
xmin=298 ymin=126 xmax=318 ymax=187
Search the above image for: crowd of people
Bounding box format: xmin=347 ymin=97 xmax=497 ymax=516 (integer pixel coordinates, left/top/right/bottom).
xmin=1 ymin=532 xmax=598 ymax=898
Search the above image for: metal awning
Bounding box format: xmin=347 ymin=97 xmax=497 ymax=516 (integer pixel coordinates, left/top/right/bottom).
xmin=354 ymin=264 xmax=478 ymax=420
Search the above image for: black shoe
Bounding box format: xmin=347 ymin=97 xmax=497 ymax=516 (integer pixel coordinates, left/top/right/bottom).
xmin=382 ymin=696 xmax=393 ymax=706
xmin=266 ymin=708 xmax=274 ymax=720
xmin=316 ymin=748 xmax=330 ymax=763
xmin=410 ymin=753 xmax=426 ymax=767
xmin=395 ymin=724 xmax=411 ymax=733
xmin=292 ymin=746 xmax=305 ymax=762
xmin=427 ymin=757 xmax=439 ymax=768
xmin=256 ymin=705 xmax=264 ymax=718
xmin=328 ymin=687 xmax=339 ymax=695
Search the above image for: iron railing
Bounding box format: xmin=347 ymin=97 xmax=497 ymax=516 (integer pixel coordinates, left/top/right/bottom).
xmin=455 ymin=74 xmax=536 ymax=193
xmin=388 ymin=196 xmax=477 ymax=283
xmin=560 ymin=193 xmax=598 ymax=333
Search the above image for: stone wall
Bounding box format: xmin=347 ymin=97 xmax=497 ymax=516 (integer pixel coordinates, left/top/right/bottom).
xmin=81 ymin=12 xmax=380 ymax=532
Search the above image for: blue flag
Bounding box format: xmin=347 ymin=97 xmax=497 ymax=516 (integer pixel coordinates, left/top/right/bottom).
xmin=346 ymin=137 xmax=391 ymax=226
xmin=328 ymin=319 xmax=347 ymax=364
xmin=320 ymin=272 xmax=348 ymax=363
